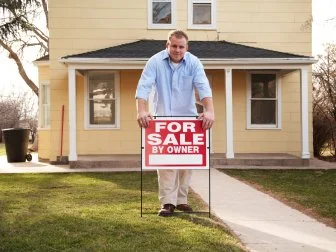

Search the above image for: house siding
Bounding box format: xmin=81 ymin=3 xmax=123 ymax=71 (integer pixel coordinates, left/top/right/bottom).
xmin=46 ymin=0 xmax=312 ymax=161
xmin=49 ymin=0 xmax=311 ymax=55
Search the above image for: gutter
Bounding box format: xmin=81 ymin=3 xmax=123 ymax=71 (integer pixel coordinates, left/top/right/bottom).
xmin=59 ymin=57 xmax=317 ymax=66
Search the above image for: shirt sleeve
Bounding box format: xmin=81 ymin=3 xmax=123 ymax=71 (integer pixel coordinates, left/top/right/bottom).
xmin=193 ymin=58 xmax=212 ymax=100
xmin=135 ymin=57 xmax=156 ymax=100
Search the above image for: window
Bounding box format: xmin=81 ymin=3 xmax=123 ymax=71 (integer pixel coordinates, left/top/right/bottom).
xmin=148 ymin=0 xmax=176 ymax=29
xmin=247 ymin=73 xmax=281 ymax=129
xmin=188 ymin=0 xmax=216 ymax=29
xmin=39 ymin=81 xmax=50 ymax=128
xmin=86 ymin=71 xmax=120 ymax=129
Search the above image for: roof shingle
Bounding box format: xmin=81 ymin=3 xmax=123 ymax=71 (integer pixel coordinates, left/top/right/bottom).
xmin=62 ymin=40 xmax=310 ymax=60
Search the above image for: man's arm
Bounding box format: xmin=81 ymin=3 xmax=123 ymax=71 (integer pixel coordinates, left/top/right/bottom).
xmin=135 ymin=57 xmax=156 ymax=128
xmin=192 ymin=58 xmax=214 ymax=129
xmin=136 ymin=98 xmax=153 ymax=128
xmin=199 ymin=97 xmax=215 ymax=130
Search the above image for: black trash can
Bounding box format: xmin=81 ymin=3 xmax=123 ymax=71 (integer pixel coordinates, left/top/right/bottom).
xmin=2 ymin=128 xmax=30 ymax=163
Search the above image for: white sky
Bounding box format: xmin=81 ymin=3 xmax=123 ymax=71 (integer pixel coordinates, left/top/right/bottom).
xmin=0 ymin=0 xmax=335 ymax=96
xmin=312 ymin=0 xmax=336 ymax=54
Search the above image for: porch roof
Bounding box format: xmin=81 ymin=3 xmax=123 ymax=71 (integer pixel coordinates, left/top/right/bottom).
xmin=62 ymin=40 xmax=312 ymax=60
xmin=64 ymin=40 xmax=314 ymax=161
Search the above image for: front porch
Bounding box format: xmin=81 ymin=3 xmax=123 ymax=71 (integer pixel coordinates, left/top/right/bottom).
xmin=69 ymin=153 xmax=309 ymax=169
xmin=57 ymin=40 xmax=317 ymax=165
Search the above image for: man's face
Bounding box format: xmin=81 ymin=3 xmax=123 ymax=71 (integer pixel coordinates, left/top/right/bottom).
xmin=166 ymin=35 xmax=188 ymax=63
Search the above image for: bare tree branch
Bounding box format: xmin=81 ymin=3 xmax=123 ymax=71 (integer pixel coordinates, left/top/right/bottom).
xmin=0 ymin=0 xmax=49 ymax=97
xmin=41 ymin=0 xmax=48 ymax=28
xmin=0 ymin=38 xmax=39 ymax=96
xmin=313 ymin=44 xmax=336 ymax=158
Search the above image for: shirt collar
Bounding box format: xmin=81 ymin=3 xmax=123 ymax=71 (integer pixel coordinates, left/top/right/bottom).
xmin=162 ymin=49 xmax=187 ymax=64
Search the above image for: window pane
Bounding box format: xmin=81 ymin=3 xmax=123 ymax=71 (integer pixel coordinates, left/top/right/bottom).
xmin=251 ymin=100 xmax=276 ymax=124
xmin=89 ymin=74 xmax=115 ymax=100
xmin=251 ymin=74 xmax=276 ymax=98
xmin=153 ymin=2 xmax=171 ymax=24
xmin=89 ymin=100 xmax=115 ymax=125
xmin=41 ymin=85 xmax=50 ymax=105
xmin=193 ymin=3 xmax=211 ymax=24
xmin=46 ymin=86 xmax=50 ymax=105
xmin=43 ymin=104 xmax=50 ymax=127
xmin=89 ymin=81 xmax=115 ymax=100
xmin=41 ymin=85 xmax=50 ymax=127
xmin=42 ymin=86 xmax=47 ymax=104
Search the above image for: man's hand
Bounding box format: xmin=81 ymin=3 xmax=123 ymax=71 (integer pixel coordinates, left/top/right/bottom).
xmin=137 ymin=111 xmax=153 ymax=128
xmin=136 ymin=98 xmax=153 ymax=128
xmin=198 ymin=97 xmax=215 ymax=130
xmin=198 ymin=111 xmax=214 ymax=130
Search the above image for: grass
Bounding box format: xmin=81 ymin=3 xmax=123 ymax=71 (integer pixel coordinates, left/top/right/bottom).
xmin=0 ymin=143 xmax=5 ymax=156
xmin=219 ymin=169 xmax=336 ymax=227
xmin=0 ymin=172 xmax=244 ymax=252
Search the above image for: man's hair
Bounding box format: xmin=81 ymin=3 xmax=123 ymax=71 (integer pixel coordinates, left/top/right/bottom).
xmin=167 ymin=30 xmax=189 ymax=43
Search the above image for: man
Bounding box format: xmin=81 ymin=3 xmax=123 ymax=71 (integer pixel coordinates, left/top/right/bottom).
xmin=135 ymin=30 xmax=214 ymax=217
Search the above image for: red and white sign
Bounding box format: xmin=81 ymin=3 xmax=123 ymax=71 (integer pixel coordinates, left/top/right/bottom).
xmin=142 ymin=117 xmax=209 ymax=170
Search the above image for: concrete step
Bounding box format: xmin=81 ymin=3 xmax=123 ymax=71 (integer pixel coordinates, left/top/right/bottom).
xmin=68 ymin=153 xmax=308 ymax=169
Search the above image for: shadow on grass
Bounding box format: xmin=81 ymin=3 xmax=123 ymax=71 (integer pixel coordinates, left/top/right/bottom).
xmin=0 ymin=172 xmax=158 ymax=215
xmin=0 ymin=172 xmax=211 ymax=218
xmin=0 ymin=213 xmax=244 ymax=252
xmin=0 ymin=173 xmax=245 ymax=251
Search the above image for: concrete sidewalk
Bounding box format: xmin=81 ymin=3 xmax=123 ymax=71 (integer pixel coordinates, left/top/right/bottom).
xmin=190 ymin=169 xmax=336 ymax=252
xmin=1 ymin=154 xmax=336 ymax=252
xmin=0 ymin=153 xmax=139 ymax=173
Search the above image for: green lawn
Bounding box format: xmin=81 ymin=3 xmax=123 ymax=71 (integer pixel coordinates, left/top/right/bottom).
xmin=0 ymin=172 xmax=244 ymax=252
xmin=220 ymin=169 xmax=336 ymax=227
xmin=0 ymin=143 xmax=5 ymax=156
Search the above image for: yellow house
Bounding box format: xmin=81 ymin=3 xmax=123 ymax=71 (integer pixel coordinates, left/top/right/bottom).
xmin=35 ymin=0 xmax=316 ymax=167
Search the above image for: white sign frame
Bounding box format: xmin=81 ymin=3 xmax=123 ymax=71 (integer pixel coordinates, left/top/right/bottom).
xmin=141 ymin=116 xmax=210 ymax=170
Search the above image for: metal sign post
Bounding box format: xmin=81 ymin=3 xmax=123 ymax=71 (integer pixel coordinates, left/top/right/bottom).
xmin=141 ymin=116 xmax=211 ymax=217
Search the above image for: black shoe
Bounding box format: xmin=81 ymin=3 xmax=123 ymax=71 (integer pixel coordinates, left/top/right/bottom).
xmin=176 ymin=204 xmax=193 ymax=212
xmin=158 ymin=204 xmax=175 ymax=217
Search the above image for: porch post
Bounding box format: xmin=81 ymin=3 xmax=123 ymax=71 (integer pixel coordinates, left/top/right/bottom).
xmin=300 ymin=67 xmax=310 ymax=159
xmin=225 ymin=68 xmax=234 ymax=158
xmin=68 ymin=68 xmax=77 ymax=161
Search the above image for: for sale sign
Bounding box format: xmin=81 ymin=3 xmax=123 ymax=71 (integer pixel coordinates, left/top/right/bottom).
xmin=142 ymin=117 xmax=209 ymax=170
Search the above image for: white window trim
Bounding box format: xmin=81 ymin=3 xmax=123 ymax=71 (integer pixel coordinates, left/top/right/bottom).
xmin=148 ymin=0 xmax=176 ymax=29
xmin=188 ymin=0 xmax=216 ymax=30
xmin=84 ymin=71 xmax=120 ymax=130
xmin=38 ymin=80 xmax=50 ymax=130
xmin=246 ymin=71 xmax=282 ymax=130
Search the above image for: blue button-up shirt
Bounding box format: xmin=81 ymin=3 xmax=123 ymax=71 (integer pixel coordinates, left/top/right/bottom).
xmin=135 ymin=49 xmax=212 ymax=116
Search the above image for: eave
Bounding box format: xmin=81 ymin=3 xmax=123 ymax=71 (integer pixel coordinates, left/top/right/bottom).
xmin=59 ymin=57 xmax=317 ymax=70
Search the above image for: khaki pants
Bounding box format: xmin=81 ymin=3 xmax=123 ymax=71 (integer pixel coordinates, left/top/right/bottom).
xmin=157 ymin=169 xmax=192 ymax=206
